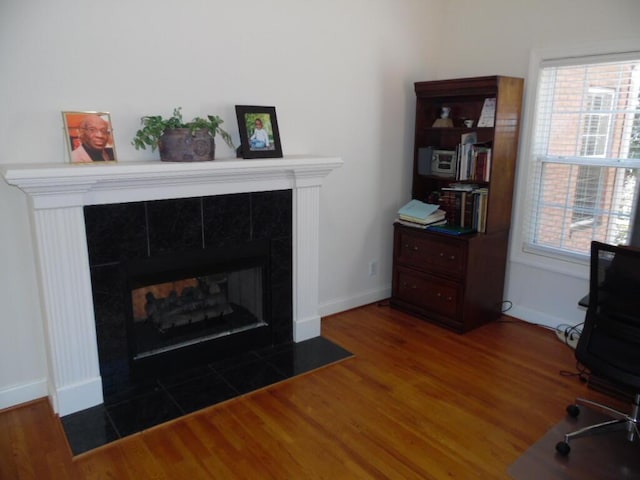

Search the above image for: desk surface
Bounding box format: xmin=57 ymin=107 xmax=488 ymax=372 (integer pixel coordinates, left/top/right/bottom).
xmin=579 ymin=293 xmax=589 ymax=307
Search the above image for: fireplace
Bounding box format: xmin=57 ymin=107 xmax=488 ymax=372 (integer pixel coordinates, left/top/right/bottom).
xmin=1 ymin=156 xmax=342 ymax=415
xmin=86 ymin=191 xmax=293 ymax=389
xmin=125 ymin=241 xmax=270 ymax=370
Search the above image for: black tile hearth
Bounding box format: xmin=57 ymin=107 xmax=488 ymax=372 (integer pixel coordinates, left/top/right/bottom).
xmin=61 ymin=336 xmax=353 ymax=456
xmin=107 ymin=389 xmax=184 ymax=438
xmin=59 ymin=405 xmax=120 ymax=455
xmin=163 ymin=371 xmax=238 ymax=415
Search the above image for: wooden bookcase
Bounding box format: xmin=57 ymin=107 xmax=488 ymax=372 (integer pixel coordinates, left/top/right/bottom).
xmin=391 ymin=76 xmax=524 ymax=333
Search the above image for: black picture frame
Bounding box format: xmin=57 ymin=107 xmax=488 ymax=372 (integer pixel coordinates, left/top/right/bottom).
xmin=235 ymin=105 xmax=283 ymax=159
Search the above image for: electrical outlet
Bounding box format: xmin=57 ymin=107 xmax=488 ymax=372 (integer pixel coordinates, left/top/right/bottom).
xmin=368 ymin=260 xmax=378 ymax=277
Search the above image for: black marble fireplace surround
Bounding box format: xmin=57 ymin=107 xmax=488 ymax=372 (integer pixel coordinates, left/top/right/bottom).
xmin=85 ymin=190 xmax=294 ymax=395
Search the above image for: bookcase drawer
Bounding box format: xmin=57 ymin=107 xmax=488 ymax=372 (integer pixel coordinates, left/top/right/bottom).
xmin=396 ymin=229 xmax=465 ymax=278
xmin=395 ymin=267 xmax=461 ymax=318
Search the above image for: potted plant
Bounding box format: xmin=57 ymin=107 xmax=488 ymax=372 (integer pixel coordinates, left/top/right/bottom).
xmin=132 ymin=107 xmax=234 ymax=162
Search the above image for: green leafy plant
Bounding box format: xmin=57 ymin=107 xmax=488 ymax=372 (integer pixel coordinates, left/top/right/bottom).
xmin=132 ymin=107 xmax=234 ymax=152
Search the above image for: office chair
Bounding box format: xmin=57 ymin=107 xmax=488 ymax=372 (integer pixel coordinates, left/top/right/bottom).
xmin=556 ymin=241 xmax=640 ymax=456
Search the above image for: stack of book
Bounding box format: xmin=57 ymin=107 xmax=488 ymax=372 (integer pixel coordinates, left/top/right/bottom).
xmin=396 ymin=199 xmax=447 ymax=229
xmin=438 ymin=184 xmax=488 ymax=233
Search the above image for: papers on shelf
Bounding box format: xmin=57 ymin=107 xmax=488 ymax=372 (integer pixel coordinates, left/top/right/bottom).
xmin=477 ymin=98 xmax=496 ymax=127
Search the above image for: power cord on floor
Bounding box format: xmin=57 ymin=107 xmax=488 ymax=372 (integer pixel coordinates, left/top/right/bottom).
xmin=492 ymin=310 xmax=588 ymax=384
xmin=554 ymin=322 xmax=583 ymax=349
xmin=501 ymin=300 xmax=513 ymax=313
xmin=560 ymin=360 xmax=590 ymax=383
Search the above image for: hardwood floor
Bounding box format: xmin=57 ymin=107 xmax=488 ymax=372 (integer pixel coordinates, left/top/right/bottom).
xmin=0 ymin=303 xmax=616 ymax=479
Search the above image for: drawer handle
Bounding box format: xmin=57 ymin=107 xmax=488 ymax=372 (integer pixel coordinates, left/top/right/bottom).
xmin=401 ymin=282 xmax=417 ymax=289
xmin=404 ymin=244 xmax=419 ymax=251
xmin=436 ymin=292 xmax=453 ymax=301
xmin=439 ymin=252 xmax=456 ymax=261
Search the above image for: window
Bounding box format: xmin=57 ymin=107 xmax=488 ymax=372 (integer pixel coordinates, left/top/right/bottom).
xmin=571 ymin=89 xmax=613 ymax=229
xmin=523 ymin=55 xmax=640 ymax=261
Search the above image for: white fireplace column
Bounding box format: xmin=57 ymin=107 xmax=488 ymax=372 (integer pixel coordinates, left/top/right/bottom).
xmin=31 ymin=206 xmax=103 ymax=415
xmin=292 ymin=183 xmax=321 ymax=341
xmin=2 ymin=156 xmax=342 ymax=415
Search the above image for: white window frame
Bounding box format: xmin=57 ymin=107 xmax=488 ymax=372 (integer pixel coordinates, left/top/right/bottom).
xmin=510 ymin=42 xmax=640 ymax=278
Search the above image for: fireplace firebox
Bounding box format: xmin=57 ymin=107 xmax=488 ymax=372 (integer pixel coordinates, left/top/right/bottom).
xmin=124 ymin=240 xmax=272 ymax=377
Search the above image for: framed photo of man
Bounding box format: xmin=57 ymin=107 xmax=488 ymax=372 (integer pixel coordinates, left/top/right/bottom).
xmin=235 ymin=105 xmax=283 ymax=159
xmin=62 ymin=111 xmax=117 ymax=163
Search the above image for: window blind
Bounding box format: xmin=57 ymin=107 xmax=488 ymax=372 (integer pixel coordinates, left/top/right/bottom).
xmin=523 ymin=56 xmax=640 ymax=261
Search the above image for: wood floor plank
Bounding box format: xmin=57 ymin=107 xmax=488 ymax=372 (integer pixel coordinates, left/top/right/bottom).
xmin=0 ymin=303 xmax=615 ymax=479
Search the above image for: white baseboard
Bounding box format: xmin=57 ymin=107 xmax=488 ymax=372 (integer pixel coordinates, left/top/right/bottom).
xmin=319 ymin=285 xmax=391 ymax=318
xmin=293 ymin=315 xmax=322 ymax=342
xmin=506 ymin=305 xmax=581 ymax=330
xmin=0 ymin=378 xmax=47 ymax=411
xmin=54 ymin=376 xmax=104 ymax=416
xmin=317 ymin=288 xmax=580 ymax=334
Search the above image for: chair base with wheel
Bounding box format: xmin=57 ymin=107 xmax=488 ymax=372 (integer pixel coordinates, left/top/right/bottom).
xmin=555 ymin=393 xmax=640 ymax=455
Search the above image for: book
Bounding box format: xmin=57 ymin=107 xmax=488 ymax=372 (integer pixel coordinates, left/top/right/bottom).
xmin=474 ymin=188 xmax=489 ymax=232
xmin=396 ymin=218 xmax=447 ymax=229
xmin=472 ymin=147 xmax=491 ymax=182
xmin=399 ymin=208 xmax=446 ymax=225
xmin=426 ymin=224 xmax=476 ymax=235
xmin=397 ymin=199 xmax=440 ymax=221
xmin=458 ymin=132 xmax=477 ymax=180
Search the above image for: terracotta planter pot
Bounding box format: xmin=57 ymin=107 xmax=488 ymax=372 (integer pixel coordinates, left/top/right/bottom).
xmin=158 ymin=128 xmax=215 ymax=162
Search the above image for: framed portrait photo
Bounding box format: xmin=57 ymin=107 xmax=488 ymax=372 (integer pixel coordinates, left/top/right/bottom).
xmin=235 ymin=105 xmax=283 ymax=159
xmin=62 ymin=111 xmax=117 ymax=164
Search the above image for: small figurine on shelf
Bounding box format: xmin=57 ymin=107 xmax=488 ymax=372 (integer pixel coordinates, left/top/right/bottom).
xmin=432 ymin=106 xmax=454 ymax=128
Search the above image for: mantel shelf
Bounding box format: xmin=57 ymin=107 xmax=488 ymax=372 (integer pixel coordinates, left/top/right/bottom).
xmin=1 ymin=155 xmax=343 ymax=209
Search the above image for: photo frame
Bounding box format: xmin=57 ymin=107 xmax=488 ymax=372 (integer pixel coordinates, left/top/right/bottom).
xmin=62 ymin=111 xmax=117 ymax=163
xmin=235 ymin=105 xmax=282 ymax=159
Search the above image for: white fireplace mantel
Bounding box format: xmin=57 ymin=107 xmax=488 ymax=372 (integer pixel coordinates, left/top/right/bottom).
xmin=1 ymin=155 xmax=342 ymax=415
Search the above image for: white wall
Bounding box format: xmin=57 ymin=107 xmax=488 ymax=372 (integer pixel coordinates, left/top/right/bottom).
xmin=436 ymin=0 xmax=640 ymax=328
xmin=3 ymin=0 xmax=640 ymax=411
xmin=0 ymin=0 xmax=441 ymax=408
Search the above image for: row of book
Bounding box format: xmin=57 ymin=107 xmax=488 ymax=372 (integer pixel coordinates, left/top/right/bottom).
xmin=397 ymin=186 xmax=489 ymax=235
xmin=457 ymin=132 xmax=492 ymax=182
xmin=438 ymin=186 xmax=488 ymax=233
